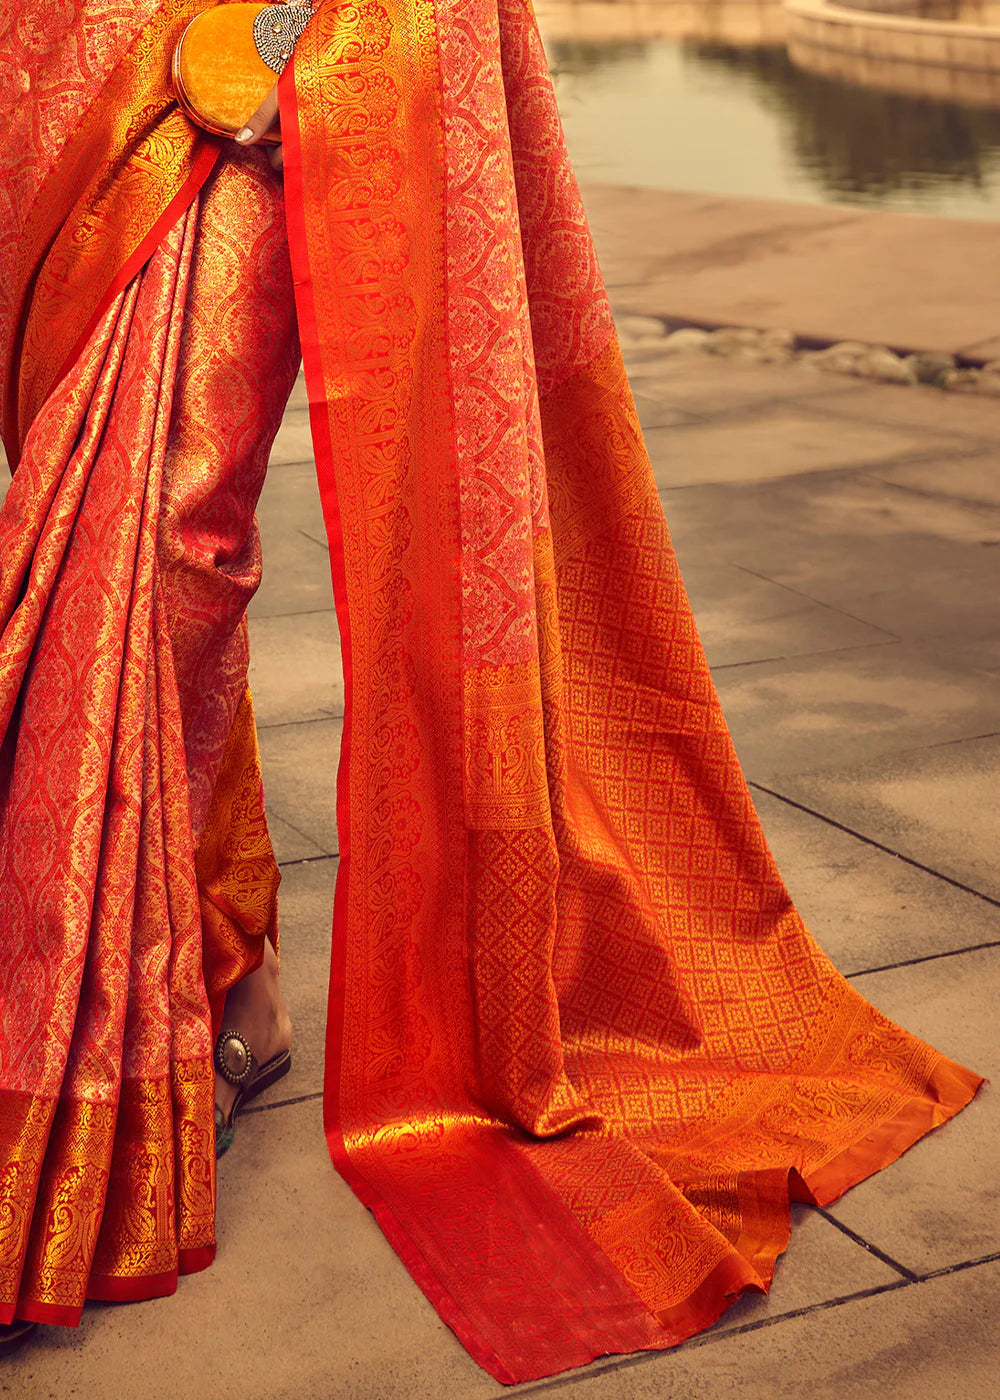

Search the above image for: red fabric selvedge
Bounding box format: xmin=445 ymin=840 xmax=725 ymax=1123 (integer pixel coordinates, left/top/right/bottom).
xmin=278 ymin=58 xmax=519 ymax=1388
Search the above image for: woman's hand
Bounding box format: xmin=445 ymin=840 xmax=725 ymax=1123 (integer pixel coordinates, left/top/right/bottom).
xmin=235 ymin=83 xmax=284 ymax=172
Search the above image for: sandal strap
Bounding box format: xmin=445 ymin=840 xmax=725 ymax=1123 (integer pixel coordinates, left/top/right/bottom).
xmin=214 ymin=1028 xmax=257 ymax=1087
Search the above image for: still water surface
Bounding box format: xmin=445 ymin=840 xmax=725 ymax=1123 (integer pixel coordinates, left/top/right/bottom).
xmin=540 ymin=12 xmax=1000 ymax=219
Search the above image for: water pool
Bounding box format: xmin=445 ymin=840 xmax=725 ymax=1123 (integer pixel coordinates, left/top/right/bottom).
xmin=539 ymin=2 xmax=1000 ymax=219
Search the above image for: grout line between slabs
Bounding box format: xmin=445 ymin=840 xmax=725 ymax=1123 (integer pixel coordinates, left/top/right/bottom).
xmin=846 ymin=939 xmax=1000 ymax=980
xmin=642 ymin=391 xmax=870 ymax=431
xmin=857 ymin=469 xmax=1000 ymax=515
xmin=257 ymin=714 xmax=343 ymax=732
xmin=249 ymin=605 xmax=337 ymax=622
xmin=730 ymin=563 xmax=900 ymax=639
xmin=243 ymin=1089 xmax=323 ymax=1118
xmin=277 ymin=851 xmax=338 ymax=869
xmin=814 ymin=1208 xmax=918 ymax=1281
xmin=748 ymin=781 xmax=1000 ymax=912
xmin=921 ymin=1250 xmax=1000 ymax=1281
xmin=500 ymin=1248 xmax=1000 ymax=1399
xmin=709 ymin=637 xmax=899 ymax=673
xmin=500 ymin=1281 xmax=911 ymax=1397
xmin=771 ymin=384 xmax=1000 ymax=445
xmin=920 ymin=728 xmax=1000 ymax=752
xmin=298 ymin=528 xmax=330 ymax=549
xmin=647 ymin=383 xmax=987 ymax=446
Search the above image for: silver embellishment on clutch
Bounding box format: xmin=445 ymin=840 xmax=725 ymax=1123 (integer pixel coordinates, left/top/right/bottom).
xmin=253 ymin=2 xmax=315 ymax=75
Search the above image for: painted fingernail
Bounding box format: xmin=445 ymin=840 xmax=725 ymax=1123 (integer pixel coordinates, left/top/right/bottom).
xmin=235 ymin=127 xmax=254 ymax=143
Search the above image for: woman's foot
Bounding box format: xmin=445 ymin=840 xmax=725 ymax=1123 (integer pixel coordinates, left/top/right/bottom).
xmin=214 ymin=938 xmax=293 ymax=1128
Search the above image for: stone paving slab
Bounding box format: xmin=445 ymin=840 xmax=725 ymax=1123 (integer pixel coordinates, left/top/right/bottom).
xmin=658 ymin=469 xmax=1000 ymax=651
xmin=250 ymin=459 xmax=332 ymax=620
xmin=585 ymin=186 xmax=863 ymax=295
xmin=585 ymin=185 xmax=1000 ymax=355
xmin=700 ymin=1204 xmax=900 ymax=1339
xmin=267 ymin=809 xmax=328 ymax=865
xmin=869 ymin=455 xmax=1000 ymax=512
xmin=808 ymin=379 xmax=1000 ymax=444
xmin=828 ymin=947 xmax=996 ymax=1276
xmin=627 ymin=356 xmax=864 ymax=418
xmin=268 ymin=405 xmax=317 ymax=467
xmin=916 ymin=634 xmax=1000 ymax=679
xmin=262 ymin=856 xmax=338 ymax=1099
xmin=645 ymin=405 xmax=964 ymax=489
xmin=508 ymin=1260 xmax=1000 ymax=1400
xmin=682 ymin=561 xmax=894 ymax=668
xmin=771 ymin=733 xmax=1000 ymax=903
xmin=286 ymin=370 xmax=309 ymax=411
xmin=751 ymin=790 xmax=1000 ymax=976
xmin=249 ymin=608 xmax=342 ymax=727
xmin=258 ymin=716 xmax=342 ymax=856
xmin=627 ymin=391 xmax=695 ymax=430
xmin=712 ymin=643 xmax=1000 ymax=783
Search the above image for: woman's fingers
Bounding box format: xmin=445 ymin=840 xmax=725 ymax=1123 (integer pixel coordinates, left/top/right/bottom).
xmin=235 ymin=82 xmax=283 ymax=175
xmin=235 ymin=84 xmax=280 ymax=145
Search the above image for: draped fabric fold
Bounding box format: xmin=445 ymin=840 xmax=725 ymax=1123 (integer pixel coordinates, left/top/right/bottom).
xmin=282 ymin=0 xmax=982 ymax=1382
xmin=0 ymin=1 xmax=299 ymax=1322
xmin=0 ymin=0 xmax=983 ymax=1377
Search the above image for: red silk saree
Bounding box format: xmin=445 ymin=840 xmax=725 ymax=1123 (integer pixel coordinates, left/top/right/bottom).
xmin=0 ymin=0 xmax=983 ymax=1380
xmin=284 ymin=0 xmax=983 ymax=1382
xmin=0 ymin=1 xmax=299 ymax=1322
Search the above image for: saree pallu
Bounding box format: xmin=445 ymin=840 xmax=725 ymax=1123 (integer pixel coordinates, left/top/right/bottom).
xmin=0 ymin=2 xmax=299 ymax=1321
xmin=282 ymin=0 xmax=984 ymax=1383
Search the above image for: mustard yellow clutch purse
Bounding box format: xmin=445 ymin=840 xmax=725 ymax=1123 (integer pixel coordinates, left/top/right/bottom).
xmin=172 ymin=2 xmax=314 ymax=144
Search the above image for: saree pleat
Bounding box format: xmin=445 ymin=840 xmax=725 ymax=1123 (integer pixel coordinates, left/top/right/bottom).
xmin=1 ymin=0 xmax=300 ymax=1312
xmin=282 ymin=0 xmax=983 ymax=1382
xmin=0 ymin=207 xmax=205 ymax=1321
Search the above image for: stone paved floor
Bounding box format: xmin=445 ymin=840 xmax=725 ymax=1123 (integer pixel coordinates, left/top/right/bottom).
xmin=5 ymin=306 xmax=999 ymax=1400
xmin=583 ymin=186 xmax=1000 ymax=358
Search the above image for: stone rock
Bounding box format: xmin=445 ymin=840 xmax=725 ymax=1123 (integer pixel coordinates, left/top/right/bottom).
xmin=908 ymin=352 xmax=957 ymax=388
xmin=941 ymin=368 xmax=983 ymax=393
xmin=805 ymin=341 xmax=916 ymax=384
xmin=660 ymin=326 xmax=712 ymax=355
xmin=760 ymin=327 xmax=796 ymax=352
xmin=853 ymin=347 xmax=918 ymax=385
xmin=755 ymin=328 xmax=796 ymax=363
xmin=806 ymin=341 xmax=872 ymax=374
xmin=707 ymin=326 xmax=765 ymax=357
xmin=617 ymin=314 xmax=669 ymax=345
xmin=704 ymin=326 xmax=795 ymax=364
xmin=939 ymin=363 xmax=1000 ymax=396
